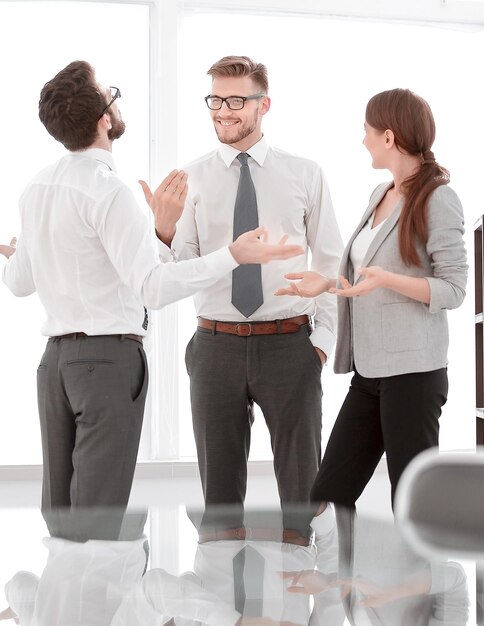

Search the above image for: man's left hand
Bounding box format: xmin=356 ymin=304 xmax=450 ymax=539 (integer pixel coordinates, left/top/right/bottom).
xmin=315 ymin=347 xmax=326 ymax=365
xmin=139 ymin=170 xmax=188 ymax=246
xmin=274 ymin=271 xmax=334 ymax=298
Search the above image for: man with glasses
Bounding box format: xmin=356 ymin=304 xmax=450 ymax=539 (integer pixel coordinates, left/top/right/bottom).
xmin=160 ymin=56 xmax=343 ymax=541
xmin=1 ymin=60 xmax=303 ymax=513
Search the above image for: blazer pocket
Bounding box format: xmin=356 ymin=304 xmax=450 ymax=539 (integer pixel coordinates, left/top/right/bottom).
xmin=382 ymin=302 xmax=428 ymax=353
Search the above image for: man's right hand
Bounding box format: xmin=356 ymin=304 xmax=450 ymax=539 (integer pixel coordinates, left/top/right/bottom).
xmin=229 ymin=228 xmax=304 ymax=265
xmin=139 ymin=170 xmax=188 ymax=247
xmin=0 ymin=606 xmax=19 ymax=623
xmin=0 ymin=237 xmax=17 ymax=259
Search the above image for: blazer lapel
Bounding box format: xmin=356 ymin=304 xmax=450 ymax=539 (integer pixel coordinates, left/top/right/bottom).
xmin=357 ymin=197 xmax=403 ymax=279
xmin=339 ymin=182 xmax=392 ymax=284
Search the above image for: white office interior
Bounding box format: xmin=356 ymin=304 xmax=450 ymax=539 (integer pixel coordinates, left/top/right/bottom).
xmin=0 ymin=1 xmax=482 ymax=624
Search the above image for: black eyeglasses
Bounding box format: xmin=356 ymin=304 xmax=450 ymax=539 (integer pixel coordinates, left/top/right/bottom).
xmin=204 ymin=93 xmax=265 ymax=111
xmin=98 ymin=86 xmax=121 ymax=120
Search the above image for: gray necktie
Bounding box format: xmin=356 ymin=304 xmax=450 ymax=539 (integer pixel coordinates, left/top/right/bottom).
xmin=233 ymin=544 xmax=265 ymax=616
xmin=231 ymin=153 xmax=264 ymax=317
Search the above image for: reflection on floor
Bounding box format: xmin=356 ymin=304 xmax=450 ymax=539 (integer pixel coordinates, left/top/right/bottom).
xmin=0 ymin=468 xmax=477 ymax=625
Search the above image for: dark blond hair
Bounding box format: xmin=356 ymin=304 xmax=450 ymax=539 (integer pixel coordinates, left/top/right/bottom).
xmin=366 ymin=88 xmax=449 ymax=267
xmin=207 ymin=56 xmax=268 ymax=94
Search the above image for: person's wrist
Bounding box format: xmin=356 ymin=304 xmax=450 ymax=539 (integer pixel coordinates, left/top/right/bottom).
xmin=382 ymin=269 xmax=393 ymax=289
xmin=155 ymin=225 xmax=176 ymax=246
xmin=228 ymin=241 xmax=242 ymax=264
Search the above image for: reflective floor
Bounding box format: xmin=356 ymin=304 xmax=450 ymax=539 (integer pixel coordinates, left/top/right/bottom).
xmin=0 ymin=468 xmax=480 ymax=625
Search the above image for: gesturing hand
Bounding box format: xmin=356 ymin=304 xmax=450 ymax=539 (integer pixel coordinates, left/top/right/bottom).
xmin=139 ymin=170 xmax=188 ymax=246
xmin=229 ymin=228 xmax=304 ymax=265
xmin=274 ymin=271 xmax=334 ymax=298
xmin=237 ymin=618 xmax=302 ymax=626
xmin=0 ymin=237 xmax=17 ymax=259
xmin=329 ymin=266 xmax=389 ymax=298
xmin=281 ymin=569 xmax=330 ymax=595
xmin=335 ymin=571 xmax=431 ymax=608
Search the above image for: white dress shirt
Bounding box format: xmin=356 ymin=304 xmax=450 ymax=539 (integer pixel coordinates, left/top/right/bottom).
xmin=173 ymin=136 xmax=343 ymax=357
xmin=111 ymin=567 xmax=242 ymax=626
xmin=2 ymin=148 xmax=237 ymax=337
xmin=115 ymin=515 xmax=336 ymax=626
xmin=5 ymin=536 xmax=148 ymax=626
xmin=114 ymin=528 xmax=322 ymax=626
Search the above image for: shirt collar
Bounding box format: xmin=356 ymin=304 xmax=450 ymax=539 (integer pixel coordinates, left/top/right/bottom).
xmin=218 ymin=135 xmax=269 ymax=168
xmin=71 ymin=148 xmax=116 ymax=172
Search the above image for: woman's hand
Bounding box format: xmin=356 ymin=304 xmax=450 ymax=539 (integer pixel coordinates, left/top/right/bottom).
xmin=330 ymin=267 xmax=431 ymax=304
xmin=274 ymin=272 xmax=335 ymax=298
xmin=335 ymin=570 xmax=431 ymax=608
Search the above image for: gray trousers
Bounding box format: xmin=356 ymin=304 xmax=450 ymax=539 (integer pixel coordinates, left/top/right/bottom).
xmin=37 ymin=335 xmax=148 ymax=511
xmin=185 ymin=324 xmax=323 ymax=531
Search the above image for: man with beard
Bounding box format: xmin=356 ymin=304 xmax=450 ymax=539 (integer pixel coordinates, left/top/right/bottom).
xmin=156 ymin=56 xmax=343 ymax=541
xmin=1 ymin=60 xmax=303 ymax=512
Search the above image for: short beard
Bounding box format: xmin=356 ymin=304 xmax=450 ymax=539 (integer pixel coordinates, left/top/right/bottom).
xmin=107 ymin=114 xmax=126 ymax=141
xmin=214 ymin=109 xmax=258 ymax=145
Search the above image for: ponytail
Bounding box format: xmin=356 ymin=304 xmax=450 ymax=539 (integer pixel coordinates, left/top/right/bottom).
xmin=399 ymin=154 xmax=449 ymax=267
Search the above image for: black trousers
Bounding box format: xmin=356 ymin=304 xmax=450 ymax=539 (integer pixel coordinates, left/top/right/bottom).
xmin=310 ymin=368 xmax=448 ymax=508
xmin=185 ymin=325 xmax=323 ymax=531
xmin=37 ymin=335 xmax=149 ymax=511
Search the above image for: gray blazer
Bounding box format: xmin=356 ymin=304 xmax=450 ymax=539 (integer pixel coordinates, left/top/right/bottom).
xmin=333 ymin=182 xmax=468 ymax=377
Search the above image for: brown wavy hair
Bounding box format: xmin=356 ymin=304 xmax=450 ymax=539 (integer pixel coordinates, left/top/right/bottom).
xmin=39 ymin=61 xmax=106 ymax=151
xmin=366 ymin=88 xmax=449 ymax=266
xmin=207 ymin=56 xmax=268 ymax=94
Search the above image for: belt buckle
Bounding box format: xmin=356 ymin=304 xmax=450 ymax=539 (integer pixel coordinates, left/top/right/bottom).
xmin=235 ymin=527 xmax=246 ymax=540
xmin=235 ymin=322 xmax=252 ymax=336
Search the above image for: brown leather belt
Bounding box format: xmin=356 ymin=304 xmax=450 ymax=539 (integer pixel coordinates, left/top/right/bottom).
xmin=52 ymin=332 xmax=143 ymax=344
xmin=197 ymin=315 xmax=310 ymax=337
xmin=198 ymin=526 xmax=311 ymax=546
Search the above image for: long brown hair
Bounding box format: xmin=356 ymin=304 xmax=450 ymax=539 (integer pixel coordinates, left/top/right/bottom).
xmin=366 ymin=88 xmax=449 ymax=266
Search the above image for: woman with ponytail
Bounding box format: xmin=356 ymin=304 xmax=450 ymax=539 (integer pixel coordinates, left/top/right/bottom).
xmin=276 ymin=88 xmax=468 ymax=511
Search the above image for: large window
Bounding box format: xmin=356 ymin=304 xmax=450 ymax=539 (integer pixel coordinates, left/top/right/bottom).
xmin=0 ymin=0 xmax=150 ymax=463
xmin=0 ymin=0 xmax=481 ymax=466
xmin=177 ymin=10 xmax=480 ymax=457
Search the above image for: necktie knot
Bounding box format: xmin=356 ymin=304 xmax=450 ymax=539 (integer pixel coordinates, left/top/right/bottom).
xmin=237 ymin=152 xmax=249 ymax=167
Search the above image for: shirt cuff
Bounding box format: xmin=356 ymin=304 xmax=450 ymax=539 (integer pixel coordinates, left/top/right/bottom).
xmin=156 ymin=238 xmax=177 ymax=262
xmin=309 ymin=326 xmax=336 ymax=359
xmin=205 ymin=602 xmax=241 ymax=626
xmin=203 ymin=246 xmax=239 ymax=273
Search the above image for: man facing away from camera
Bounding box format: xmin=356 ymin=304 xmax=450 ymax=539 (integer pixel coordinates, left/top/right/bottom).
xmin=1 ymin=60 xmax=303 ymax=513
